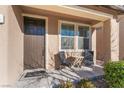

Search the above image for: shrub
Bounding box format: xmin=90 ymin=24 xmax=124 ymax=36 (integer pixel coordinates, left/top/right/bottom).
xmin=104 ymin=61 xmax=124 ymax=88
xmin=59 ymin=80 xmax=74 ymax=88
xmin=76 ymin=79 xmax=96 ymax=88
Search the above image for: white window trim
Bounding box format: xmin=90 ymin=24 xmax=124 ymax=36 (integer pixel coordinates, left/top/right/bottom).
xmin=59 ymin=20 xmax=91 ymax=52
xmin=61 ymin=36 xmax=75 ymax=50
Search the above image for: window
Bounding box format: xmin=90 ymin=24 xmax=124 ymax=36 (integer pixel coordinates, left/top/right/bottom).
xmin=78 ymin=26 xmax=89 ymax=50
xmin=60 ymin=21 xmax=90 ymax=50
xmin=61 ymin=23 xmax=75 ymax=49
xmin=24 ymin=16 xmax=45 ymax=35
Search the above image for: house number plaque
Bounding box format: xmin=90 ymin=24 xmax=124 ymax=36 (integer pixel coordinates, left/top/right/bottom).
xmin=0 ymin=14 xmax=4 ymax=24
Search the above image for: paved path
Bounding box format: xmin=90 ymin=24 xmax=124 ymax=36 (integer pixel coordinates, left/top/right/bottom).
xmin=16 ymin=65 xmax=104 ymax=88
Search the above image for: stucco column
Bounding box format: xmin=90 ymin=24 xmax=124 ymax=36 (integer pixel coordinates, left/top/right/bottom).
xmin=92 ymin=22 xmax=103 ymax=65
xmin=117 ymin=15 xmax=124 ymax=60
xmin=110 ymin=18 xmax=119 ymax=61
xmin=92 ymin=28 xmax=96 ymax=65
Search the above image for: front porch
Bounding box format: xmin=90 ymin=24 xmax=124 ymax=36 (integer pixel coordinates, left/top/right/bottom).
xmin=20 ymin=5 xmax=114 ymax=70
xmin=14 ymin=5 xmax=119 ymax=87
xmin=0 ymin=5 xmax=121 ymax=86
xmin=16 ymin=65 xmax=104 ymax=88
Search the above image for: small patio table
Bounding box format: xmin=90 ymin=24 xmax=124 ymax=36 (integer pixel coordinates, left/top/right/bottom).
xmin=71 ymin=56 xmax=84 ymax=68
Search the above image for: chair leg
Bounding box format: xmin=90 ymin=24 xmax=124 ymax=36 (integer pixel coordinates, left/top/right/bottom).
xmin=60 ymin=65 xmax=63 ymax=70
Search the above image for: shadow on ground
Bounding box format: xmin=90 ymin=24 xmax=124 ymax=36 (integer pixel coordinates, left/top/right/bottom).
xmin=16 ymin=65 xmax=104 ymax=88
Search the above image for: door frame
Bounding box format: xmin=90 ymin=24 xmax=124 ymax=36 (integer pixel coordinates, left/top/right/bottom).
xmin=22 ymin=13 xmax=48 ymax=69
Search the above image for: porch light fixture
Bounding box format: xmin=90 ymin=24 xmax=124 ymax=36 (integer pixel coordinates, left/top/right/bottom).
xmin=0 ymin=14 xmax=4 ymax=24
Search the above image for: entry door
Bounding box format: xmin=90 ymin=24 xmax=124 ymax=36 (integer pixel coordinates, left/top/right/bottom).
xmin=24 ymin=16 xmax=45 ymax=70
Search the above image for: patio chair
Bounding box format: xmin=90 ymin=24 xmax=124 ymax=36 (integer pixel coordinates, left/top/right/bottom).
xmin=83 ymin=50 xmax=94 ymax=66
xmin=59 ymin=51 xmax=73 ymax=69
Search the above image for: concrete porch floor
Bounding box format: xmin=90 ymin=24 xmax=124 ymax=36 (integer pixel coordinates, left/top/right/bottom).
xmin=16 ymin=65 xmax=104 ymax=88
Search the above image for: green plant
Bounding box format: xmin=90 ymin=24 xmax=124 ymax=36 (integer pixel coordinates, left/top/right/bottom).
xmin=104 ymin=61 xmax=124 ymax=88
xmin=59 ymin=80 xmax=74 ymax=88
xmin=76 ymin=79 xmax=96 ymax=88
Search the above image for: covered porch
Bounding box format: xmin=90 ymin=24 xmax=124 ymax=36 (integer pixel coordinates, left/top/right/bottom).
xmin=18 ymin=5 xmax=118 ymax=70
xmin=14 ymin=5 xmax=119 ymax=88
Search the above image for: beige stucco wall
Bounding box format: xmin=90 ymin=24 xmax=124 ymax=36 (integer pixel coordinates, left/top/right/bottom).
xmin=0 ymin=5 xmax=24 ymax=86
xmin=91 ymin=28 xmax=96 ymax=64
xmin=92 ymin=20 xmax=111 ymax=63
xmin=46 ymin=16 xmax=60 ymax=69
xmin=96 ymin=27 xmax=104 ymax=60
xmin=95 ymin=19 xmax=120 ymax=62
xmin=0 ymin=5 xmax=9 ymax=86
xmin=7 ymin=5 xmax=24 ymax=85
xmin=110 ymin=19 xmax=119 ymax=61
xmin=119 ymin=16 xmax=124 ymax=60
xmin=101 ymin=20 xmax=111 ymax=62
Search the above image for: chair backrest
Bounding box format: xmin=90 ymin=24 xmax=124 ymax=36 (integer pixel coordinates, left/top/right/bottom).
xmin=84 ymin=50 xmax=94 ymax=65
xmin=84 ymin=50 xmax=93 ymax=60
xmin=59 ymin=51 xmax=66 ymax=63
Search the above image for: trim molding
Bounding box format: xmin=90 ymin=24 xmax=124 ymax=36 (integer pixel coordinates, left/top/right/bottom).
xmin=58 ymin=20 xmax=92 ymax=52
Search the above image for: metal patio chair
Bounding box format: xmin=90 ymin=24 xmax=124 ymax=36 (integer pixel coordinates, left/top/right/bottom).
xmin=83 ymin=50 xmax=94 ymax=66
xmin=59 ymin=51 xmax=73 ymax=69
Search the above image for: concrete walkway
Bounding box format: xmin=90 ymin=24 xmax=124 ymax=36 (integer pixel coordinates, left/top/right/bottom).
xmin=16 ymin=65 xmax=104 ymax=88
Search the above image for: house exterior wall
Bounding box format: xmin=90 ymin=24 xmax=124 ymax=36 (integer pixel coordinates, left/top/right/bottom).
xmin=0 ymin=5 xmax=122 ymax=86
xmin=47 ymin=16 xmax=59 ymax=69
xmin=0 ymin=5 xmax=9 ymax=86
xmin=96 ymin=27 xmax=104 ymax=60
xmin=93 ymin=20 xmax=111 ymax=63
xmin=7 ymin=5 xmax=24 ymax=85
xmin=91 ymin=28 xmax=96 ymax=64
xmin=110 ymin=19 xmax=119 ymax=61
xmin=119 ymin=16 xmax=124 ymax=60
xmin=102 ymin=20 xmax=111 ymax=62
xmin=0 ymin=5 xmax=24 ymax=86
xmin=95 ymin=19 xmax=119 ymax=62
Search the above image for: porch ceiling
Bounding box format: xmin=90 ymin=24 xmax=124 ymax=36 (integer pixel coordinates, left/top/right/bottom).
xmin=20 ymin=5 xmax=111 ymax=24
xmin=20 ymin=5 xmax=100 ymax=25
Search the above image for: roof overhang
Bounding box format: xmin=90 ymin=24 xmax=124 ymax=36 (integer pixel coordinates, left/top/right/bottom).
xmin=80 ymin=5 xmax=124 ymax=16
xmin=23 ymin=5 xmax=113 ymax=22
